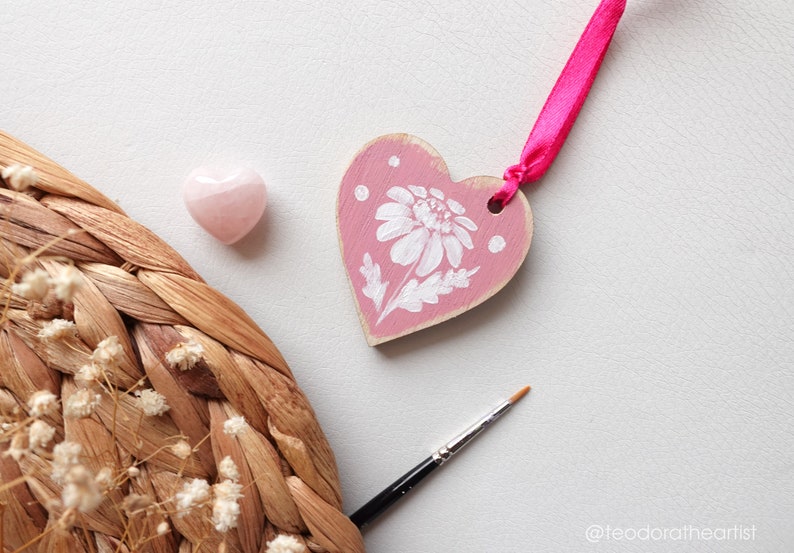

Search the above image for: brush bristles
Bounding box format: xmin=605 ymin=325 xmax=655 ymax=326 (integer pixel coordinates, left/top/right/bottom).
xmin=509 ymin=385 xmax=531 ymax=404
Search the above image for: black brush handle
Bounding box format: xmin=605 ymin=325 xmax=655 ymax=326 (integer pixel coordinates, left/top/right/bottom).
xmin=349 ymin=456 xmax=439 ymax=529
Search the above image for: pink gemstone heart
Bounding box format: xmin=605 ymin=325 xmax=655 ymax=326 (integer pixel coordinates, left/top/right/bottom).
xmin=338 ymin=134 xmax=533 ymax=345
xmin=183 ymin=167 xmax=267 ymax=245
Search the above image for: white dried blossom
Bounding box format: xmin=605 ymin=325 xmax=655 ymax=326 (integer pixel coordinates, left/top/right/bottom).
xmin=62 ymin=465 xmax=103 ymax=513
xmin=127 ymin=466 xmax=141 ymax=478
xmin=51 ymin=265 xmax=82 ymax=303
xmin=28 ymin=420 xmax=55 ymax=450
xmin=175 ymin=478 xmax=210 ymax=515
xmin=170 ymin=440 xmax=192 ymax=460
xmin=38 ymin=318 xmax=77 ymax=341
xmin=2 ymin=164 xmax=38 ymax=191
xmin=212 ymin=479 xmax=243 ymax=532
xmin=223 ymin=416 xmax=247 ymax=436
xmin=94 ymin=467 xmax=114 ymax=491
xmin=266 ymin=535 xmax=306 ymax=553
xmin=122 ymin=492 xmax=154 ymax=514
xmin=76 ymin=363 xmax=102 ymax=386
xmin=5 ymin=432 xmax=27 ymax=461
xmin=156 ymin=521 xmax=170 ymax=535
xmin=218 ymin=456 xmax=240 ymax=482
xmin=11 ymin=268 xmax=50 ymax=301
xmin=52 ymin=441 xmax=82 ymax=484
xmin=28 ymin=390 xmax=58 ymax=417
xmin=63 ymin=388 xmax=101 ymax=419
xmin=165 ymin=339 xmax=204 ymax=371
xmin=134 ymin=388 xmax=170 ymax=416
xmin=90 ymin=336 xmax=124 ymax=368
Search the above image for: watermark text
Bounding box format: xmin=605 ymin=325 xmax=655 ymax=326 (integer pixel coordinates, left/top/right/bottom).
xmin=585 ymin=524 xmax=756 ymax=543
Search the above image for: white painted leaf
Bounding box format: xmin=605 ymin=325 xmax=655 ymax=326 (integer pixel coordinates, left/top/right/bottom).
xmin=360 ymin=253 xmax=388 ymax=310
xmin=378 ymin=266 xmax=480 ymax=324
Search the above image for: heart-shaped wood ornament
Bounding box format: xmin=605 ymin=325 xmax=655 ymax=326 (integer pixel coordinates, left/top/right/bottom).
xmin=338 ymin=134 xmax=533 ymax=345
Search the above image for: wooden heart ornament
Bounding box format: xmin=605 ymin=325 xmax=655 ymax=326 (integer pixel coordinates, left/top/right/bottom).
xmin=338 ymin=134 xmax=533 ymax=345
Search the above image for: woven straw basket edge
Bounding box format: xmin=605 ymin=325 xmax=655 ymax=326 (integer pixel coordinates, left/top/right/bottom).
xmin=0 ymin=131 xmax=365 ymax=553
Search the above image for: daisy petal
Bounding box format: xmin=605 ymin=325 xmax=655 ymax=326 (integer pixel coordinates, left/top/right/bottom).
xmin=452 ymin=225 xmax=474 ymax=249
xmin=390 ymin=228 xmax=429 ymax=266
xmin=429 ymin=188 xmax=445 ymax=200
xmin=387 ymin=187 xmax=414 ymax=206
xmin=442 ymin=235 xmax=463 ymax=267
xmin=376 ymin=202 xmax=412 ymax=221
xmin=407 ymin=185 xmax=427 ymax=198
xmin=447 ymin=199 xmax=465 ymax=215
xmin=376 ymin=217 xmax=415 ymax=241
xmin=416 ymin=233 xmax=444 ymax=277
xmin=454 ymin=216 xmax=477 ymax=231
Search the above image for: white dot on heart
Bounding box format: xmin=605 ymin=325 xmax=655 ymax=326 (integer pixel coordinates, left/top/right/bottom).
xmin=354 ymin=185 xmax=370 ymax=201
xmin=388 ymin=155 xmax=400 ymax=168
xmin=488 ymin=235 xmax=506 ymax=253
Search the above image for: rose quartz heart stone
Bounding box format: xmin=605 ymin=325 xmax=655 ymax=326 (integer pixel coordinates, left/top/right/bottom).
xmin=183 ymin=167 xmax=267 ymax=244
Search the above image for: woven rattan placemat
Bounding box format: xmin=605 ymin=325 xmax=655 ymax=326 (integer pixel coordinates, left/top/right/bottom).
xmin=0 ymin=131 xmax=365 ymax=553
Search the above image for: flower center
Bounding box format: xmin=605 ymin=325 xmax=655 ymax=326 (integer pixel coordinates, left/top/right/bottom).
xmin=413 ymin=198 xmax=452 ymax=233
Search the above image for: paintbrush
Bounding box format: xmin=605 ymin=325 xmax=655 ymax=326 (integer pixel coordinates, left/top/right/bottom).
xmin=349 ymin=385 xmax=531 ymax=529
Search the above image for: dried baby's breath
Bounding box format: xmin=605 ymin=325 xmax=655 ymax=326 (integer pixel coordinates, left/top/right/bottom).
xmin=28 ymin=420 xmax=55 ymax=450
xmin=5 ymin=432 xmax=27 ymax=461
xmin=165 ymin=339 xmax=204 ymax=371
xmin=61 ymin=464 xmax=103 ymax=513
xmin=28 ymin=390 xmax=58 ymax=417
xmin=12 ymin=268 xmax=50 ymax=300
xmin=266 ymin=535 xmax=306 ymax=553
xmin=76 ymin=363 xmax=102 ymax=385
xmin=122 ymin=493 xmax=154 ymax=514
xmin=212 ymin=479 xmax=243 ymax=532
xmin=2 ymin=163 xmax=38 ymax=191
xmin=95 ymin=467 xmax=114 ymax=491
xmin=51 ymin=441 xmax=82 ymax=484
xmin=175 ymin=477 xmax=210 ymax=516
xmin=218 ymin=455 xmax=240 ymax=482
xmin=134 ymin=388 xmax=170 ymax=416
xmin=52 ymin=264 xmax=82 ymax=303
xmin=170 ymin=439 xmax=192 ymax=459
xmin=223 ymin=415 xmax=247 ymax=436
xmin=38 ymin=318 xmax=78 ymax=341
xmin=156 ymin=521 xmax=170 ymax=535
xmin=63 ymin=388 xmax=101 ymax=418
xmin=91 ymin=335 xmax=123 ymax=368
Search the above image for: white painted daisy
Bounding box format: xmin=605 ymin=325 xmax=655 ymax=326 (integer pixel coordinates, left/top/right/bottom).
xmin=375 ymin=186 xmax=477 ymax=277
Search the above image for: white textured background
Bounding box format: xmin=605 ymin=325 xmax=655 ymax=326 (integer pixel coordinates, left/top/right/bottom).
xmin=2 ymin=0 xmax=793 ymax=551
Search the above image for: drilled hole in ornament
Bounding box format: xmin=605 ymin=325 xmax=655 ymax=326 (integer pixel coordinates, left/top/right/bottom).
xmin=487 ymin=196 xmax=504 ymax=214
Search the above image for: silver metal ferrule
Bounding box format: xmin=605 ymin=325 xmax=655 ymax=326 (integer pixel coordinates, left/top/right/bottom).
xmin=431 ymin=399 xmax=512 ymax=465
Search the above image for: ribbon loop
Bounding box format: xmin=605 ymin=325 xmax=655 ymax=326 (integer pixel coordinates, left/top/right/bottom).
xmin=491 ymin=0 xmax=626 ymax=210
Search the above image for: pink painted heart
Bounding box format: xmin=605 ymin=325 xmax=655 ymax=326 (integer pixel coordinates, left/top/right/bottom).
xmin=183 ymin=166 xmax=267 ymax=244
xmin=337 ymin=134 xmax=533 ymax=346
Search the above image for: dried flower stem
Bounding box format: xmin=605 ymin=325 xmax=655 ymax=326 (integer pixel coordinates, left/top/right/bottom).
xmin=11 ymin=524 xmax=52 ymax=553
xmin=0 ymin=474 xmax=30 ymax=494
xmin=0 ymin=231 xmax=83 ymax=323
xmin=0 ymin=503 xmax=5 ymax=552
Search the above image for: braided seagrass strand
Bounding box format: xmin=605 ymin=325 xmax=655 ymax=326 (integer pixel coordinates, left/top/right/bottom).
xmin=0 ymin=131 xmax=365 ymax=553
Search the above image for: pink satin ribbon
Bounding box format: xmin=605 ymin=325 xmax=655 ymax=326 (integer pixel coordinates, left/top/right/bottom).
xmin=489 ymin=0 xmax=626 ymax=211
